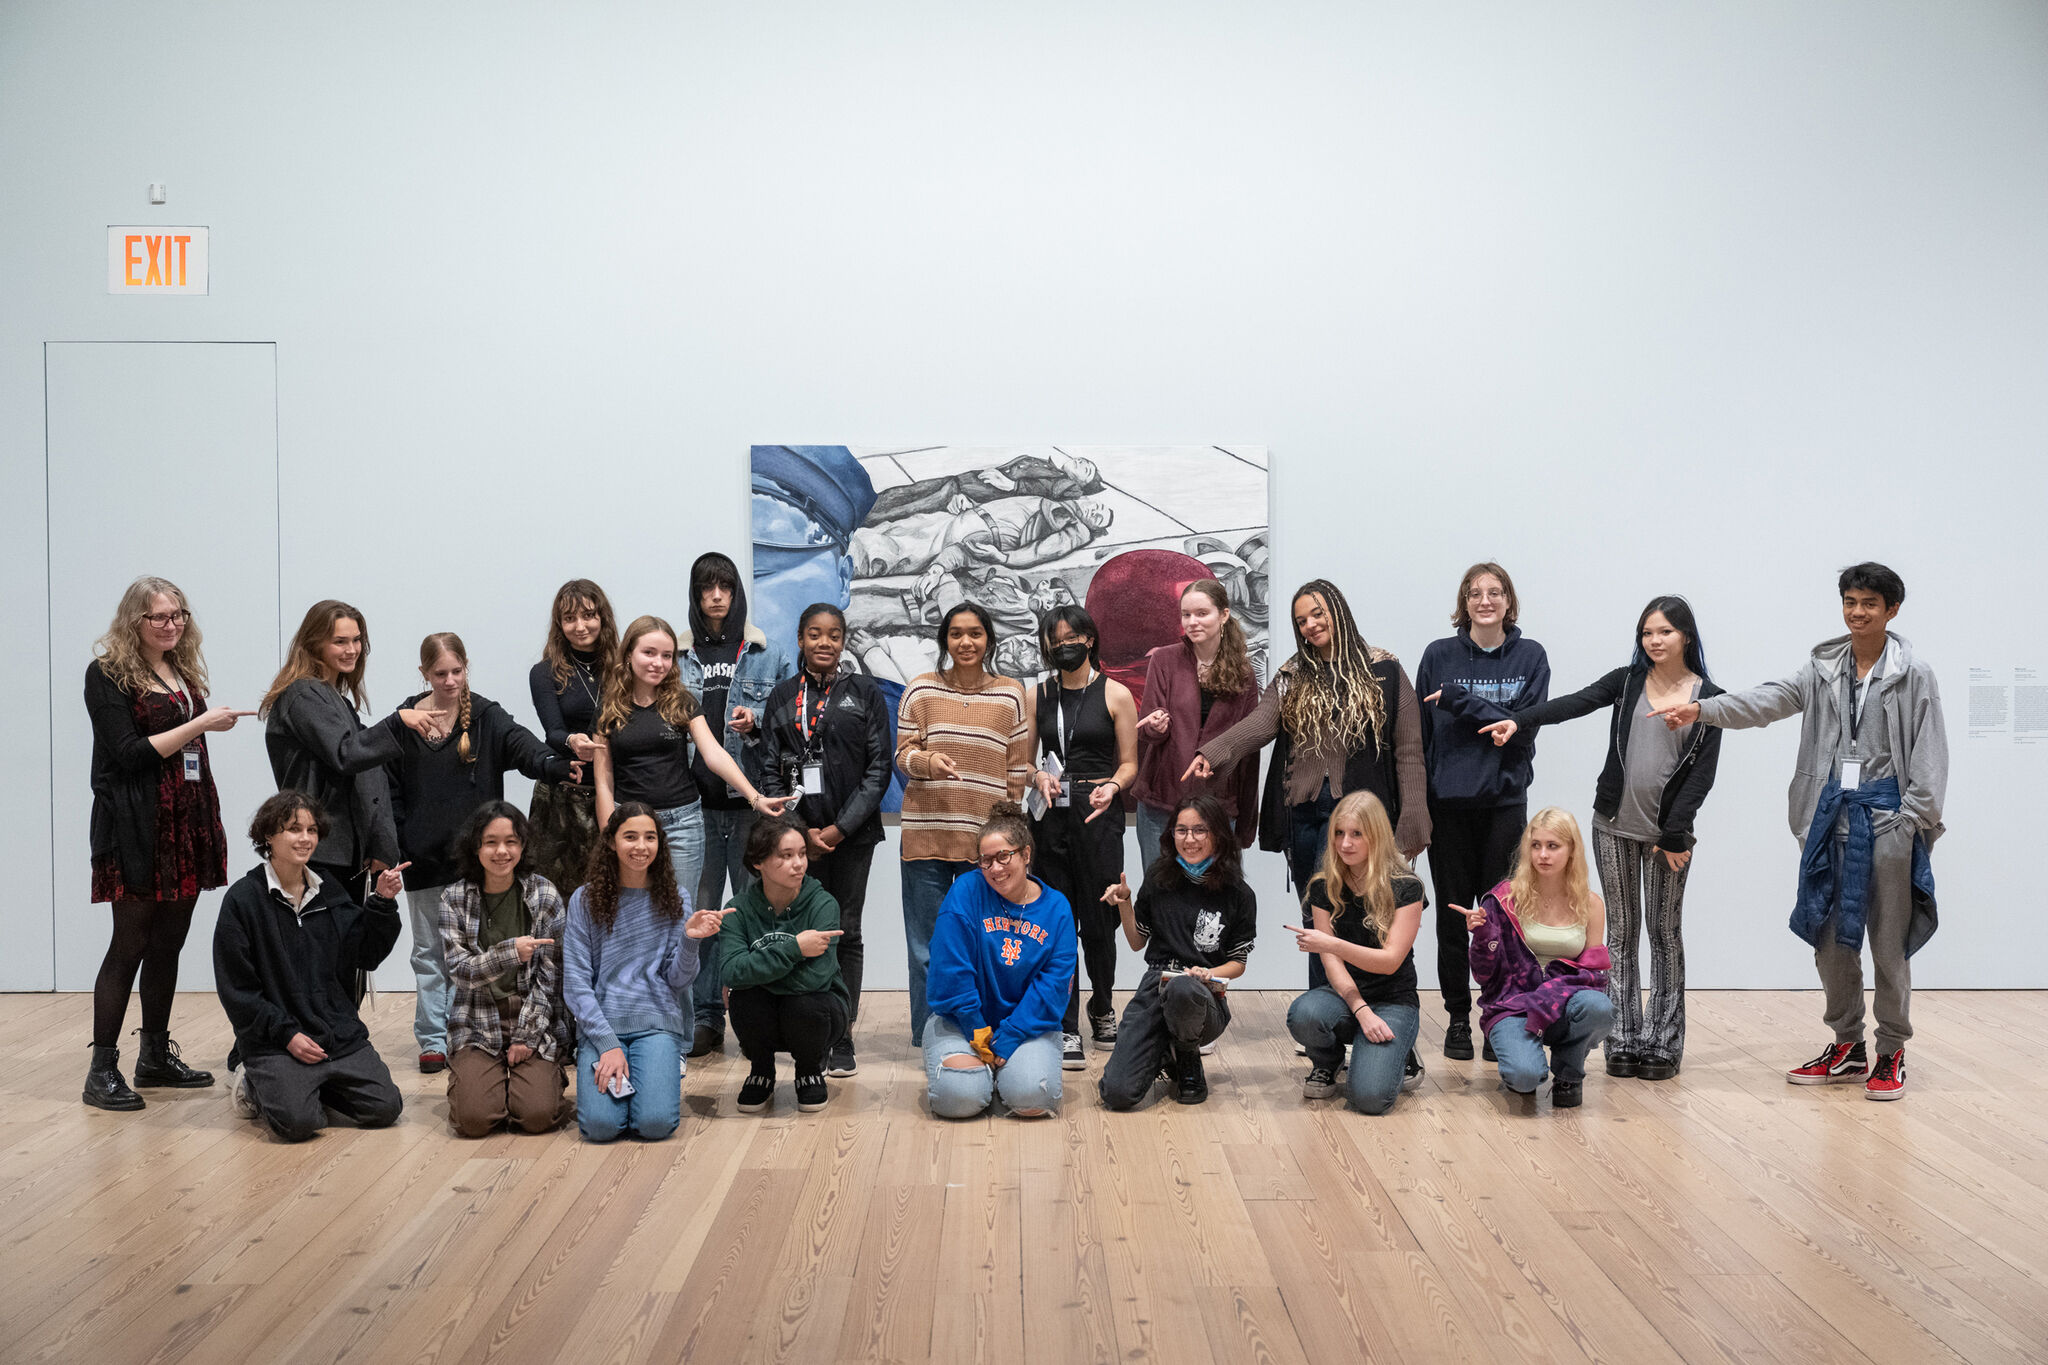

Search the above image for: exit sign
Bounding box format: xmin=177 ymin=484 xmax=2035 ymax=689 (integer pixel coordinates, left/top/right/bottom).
xmin=108 ymin=226 xmax=208 ymax=294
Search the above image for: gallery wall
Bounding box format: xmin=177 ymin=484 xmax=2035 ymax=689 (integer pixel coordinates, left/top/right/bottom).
xmin=4 ymin=1 xmax=2045 ymax=992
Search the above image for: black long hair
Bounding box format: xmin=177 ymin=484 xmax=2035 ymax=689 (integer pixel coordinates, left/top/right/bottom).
xmin=688 ymin=551 xmax=747 ymax=643
xmin=456 ymin=799 xmax=534 ymax=888
xmin=1142 ymin=794 xmax=1245 ymax=890
xmin=1631 ymin=595 xmax=1711 ymax=680
xmin=935 ymin=601 xmax=998 ymax=669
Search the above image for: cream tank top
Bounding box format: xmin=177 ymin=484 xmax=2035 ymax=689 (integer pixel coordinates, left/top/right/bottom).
xmin=1522 ymin=919 xmax=1587 ymax=969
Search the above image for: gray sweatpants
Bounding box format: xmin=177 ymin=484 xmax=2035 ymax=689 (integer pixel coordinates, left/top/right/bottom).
xmin=1814 ymin=824 xmax=1916 ymax=1056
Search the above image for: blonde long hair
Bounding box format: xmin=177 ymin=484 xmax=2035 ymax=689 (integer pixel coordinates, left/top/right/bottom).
xmin=1505 ymin=807 xmax=1595 ymax=929
xmin=94 ymin=576 xmax=209 ymax=697
xmin=418 ymin=632 xmax=475 ymax=763
xmin=261 ymin=600 xmax=369 ymax=716
xmin=1278 ymin=581 xmax=1388 ymax=755
xmin=1315 ymin=790 xmax=1411 ymax=941
xmin=596 ymin=615 xmax=696 ymax=737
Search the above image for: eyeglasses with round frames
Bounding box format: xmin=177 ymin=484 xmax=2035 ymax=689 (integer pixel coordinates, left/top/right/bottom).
xmin=976 ymin=846 xmax=1024 ymax=871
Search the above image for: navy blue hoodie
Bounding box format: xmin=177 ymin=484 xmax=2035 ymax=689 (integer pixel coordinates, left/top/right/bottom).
xmin=1415 ymin=626 xmax=1550 ymax=809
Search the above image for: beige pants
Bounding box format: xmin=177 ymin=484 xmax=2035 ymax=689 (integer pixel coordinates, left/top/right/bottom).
xmin=446 ymin=1046 xmax=571 ymax=1138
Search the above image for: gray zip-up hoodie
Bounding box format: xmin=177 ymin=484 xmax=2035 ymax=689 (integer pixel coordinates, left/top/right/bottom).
xmin=1695 ymin=631 xmax=1947 ymax=847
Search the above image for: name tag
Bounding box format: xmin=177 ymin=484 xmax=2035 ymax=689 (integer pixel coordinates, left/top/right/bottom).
xmin=1054 ymin=779 xmax=1071 ymax=809
xmin=182 ymin=746 xmax=202 ymax=782
xmin=1840 ymin=760 xmax=1861 ymax=791
xmin=802 ymin=762 xmax=824 ymax=796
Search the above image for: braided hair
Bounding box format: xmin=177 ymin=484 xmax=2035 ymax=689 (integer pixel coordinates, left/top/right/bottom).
xmin=419 ymin=632 xmax=475 ymax=763
xmin=1277 ymin=579 xmax=1386 ymax=755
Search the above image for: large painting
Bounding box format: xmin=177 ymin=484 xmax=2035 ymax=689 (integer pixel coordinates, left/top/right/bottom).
xmin=751 ymin=444 xmax=1271 ymax=807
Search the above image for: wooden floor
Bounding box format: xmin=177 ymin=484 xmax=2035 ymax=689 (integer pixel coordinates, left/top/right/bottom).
xmin=2 ymin=991 xmax=2045 ymax=1365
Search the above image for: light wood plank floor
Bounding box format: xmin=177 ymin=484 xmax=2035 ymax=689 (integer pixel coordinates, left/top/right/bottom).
xmin=2 ymin=990 xmax=2044 ymax=1365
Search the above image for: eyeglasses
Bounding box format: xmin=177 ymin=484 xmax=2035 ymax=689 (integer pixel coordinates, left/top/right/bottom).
xmin=141 ymin=610 xmax=190 ymax=627
xmin=1172 ymin=826 xmax=1210 ymax=839
xmin=1464 ymin=589 xmax=1507 ymax=603
xmin=976 ymin=847 xmax=1024 ymax=871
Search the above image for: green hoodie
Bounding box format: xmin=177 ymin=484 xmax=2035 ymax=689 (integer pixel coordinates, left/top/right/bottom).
xmin=716 ymin=875 xmax=849 ymax=1002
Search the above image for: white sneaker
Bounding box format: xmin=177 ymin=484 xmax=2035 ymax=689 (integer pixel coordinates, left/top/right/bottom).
xmin=1061 ymin=1033 xmax=1086 ymax=1071
xmin=231 ymin=1065 xmax=259 ymax=1120
xmin=1198 ymin=1041 xmax=1216 ymax=1056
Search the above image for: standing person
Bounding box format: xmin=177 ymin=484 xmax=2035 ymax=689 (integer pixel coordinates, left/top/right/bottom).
xmin=895 ymin=603 xmax=1032 ymax=1046
xmin=261 ymin=600 xmax=423 ymax=892
xmin=718 ymin=817 xmax=850 ymax=1115
xmin=1132 ymin=578 xmax=1262 ymax=866
xmin=1096 ymin=795 xmax=1257 ymax=1109
xmin=1479 ymin=596 xmax=1722 ymax=1079
xmin=1458 ymin=808 xmax=1614 ymax=1109
xmin=439 ymin=801 xmax=573 ymax=1137
xmin=758 ymin=604 xmax=892 ymax=1077
xmin=1187 ymin=579 xmax=1430 ymax=1081
xmin=388 ymin=632 xmax=573 ymax=1075
xmin=923 ymin=803 xmax=1076 ymax=1120
xmin=528 ymin=579 xmax=618 ymax=899
xmin=561 ymin=802 xmax=731 ymax=1142
xmin=1026 ymin=605 xmax=1137 ymax=1069
xmin=213 ymin=791 xmax=408 ymax=1142
xmin=589 ymin=615 xmax=791 ymax=918
xmin=82 ymin=576 xmax=252 ymax=1110
xmin=1415 ymin=563 xmax=1549 ymax=1063
xmin=676 ymin=552 xmax=795 ymax=1059
xmin=1282 ymin=792 xmax=1428 ymax=1115
xmin=1651 ymin=563 xmax=1945 ymax=1101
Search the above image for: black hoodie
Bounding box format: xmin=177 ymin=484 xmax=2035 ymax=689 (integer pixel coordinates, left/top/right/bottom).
xmin=687 ymin=552 xmax=749 ymax=809
xmin=1415 ymin=626 xmax=1551 ymax=808
xmin=213 ymin=863 xmax=402 ymax=1061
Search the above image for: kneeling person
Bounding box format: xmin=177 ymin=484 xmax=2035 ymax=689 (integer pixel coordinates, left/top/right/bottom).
xmin=1098 ymin=795 xmax=1255 ymax=1108
xmin=214 ymin=791 xmax=406 ymax=1142
xmin=719 ymin=817 xmax=850 ymax=1115
xmin=441 ymin=801 xmax=573 ymax=1137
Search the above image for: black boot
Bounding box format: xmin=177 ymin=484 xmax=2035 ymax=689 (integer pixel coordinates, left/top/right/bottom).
xmin=1173 ymin=1047 xmax=1209 ymax=1105
xmin=83 ymin=1044 xmax=145 ymax=1111
xmin=135 ymin=1030 xmax=215 ymax=1088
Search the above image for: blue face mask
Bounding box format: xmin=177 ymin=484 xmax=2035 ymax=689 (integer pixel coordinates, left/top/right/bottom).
xmin=1177 ymin=853 xmax=1215 ymax=880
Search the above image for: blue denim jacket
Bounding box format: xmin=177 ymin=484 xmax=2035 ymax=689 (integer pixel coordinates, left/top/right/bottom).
xmin=674 ymin=625 xmax=793 ymax=787
xmin=1792 ymin=775 xmax=1938 ymax=955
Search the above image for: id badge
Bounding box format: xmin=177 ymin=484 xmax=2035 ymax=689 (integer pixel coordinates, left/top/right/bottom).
xmin=802 ymin=762 xmax=824 ymax=796
xmin=182 ymin=746 xmax=202 ymax=782
xmin=1054 ymin=779 xmax=1071 ymax=809
xmin=1840 ymin=760 xmax=1862 ymax=791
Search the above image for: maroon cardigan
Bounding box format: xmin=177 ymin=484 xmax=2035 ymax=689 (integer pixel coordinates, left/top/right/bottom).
xmin=1132 ymin=641 xmax=1261 ymax=845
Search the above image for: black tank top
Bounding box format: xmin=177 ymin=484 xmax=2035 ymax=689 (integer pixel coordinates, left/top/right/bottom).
xmin=1036 ymin=673 xmax=1117 ymax=780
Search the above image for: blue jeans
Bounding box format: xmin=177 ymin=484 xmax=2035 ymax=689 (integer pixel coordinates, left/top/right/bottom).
xmin=1286 ymin=987 xmax=1422 ymax=1115
xmin=576 ymin=1029 xmax=684 ymax=1141
xmin=406 ymin=885 xmax=452 ymax=1055
xmin=691 ymin=806 xmax=757 ymax=1032
xmin=1135 ymin=803 xmax=1171 ymax=879
xmin=923 ymin=1015 xmax=1062 ymax=1118
xmin=655 ymin=802 xmax=705 ymax=911
xmin=1288 ymin=783 xmax=1339 ymax=989
xmin=902 ymin=859 xmax=973 ymax=1046
xmin=1489 ymin=990 xmax=1615 ymax=1092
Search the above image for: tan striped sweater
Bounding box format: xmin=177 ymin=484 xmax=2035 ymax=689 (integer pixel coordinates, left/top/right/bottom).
xmin=895 ymin=670 xmax=1032 ymax=863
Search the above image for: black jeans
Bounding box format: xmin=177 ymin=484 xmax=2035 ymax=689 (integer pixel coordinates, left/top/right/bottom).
xmin=1035 ymin=790 xmax=1126 ymax=1032
xmin=1098 ymin=971 xmax=1230 ymax=1110
xmin=727 ymin=986 xmax=849 ymax=1075
xmin=242 ymin=1045 xmax=403 ymax=1143
xmin=1287 ymin=783 xmax=1339 ymax=989
xmin=1424 ymin=802 xmax=1526 ymax=1017
xmin=809 ymin=840 xmax=876 ymax=1028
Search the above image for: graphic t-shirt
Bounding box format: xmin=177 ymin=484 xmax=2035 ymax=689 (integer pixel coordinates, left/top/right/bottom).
xmin=690 ymin=637 xmax=746 ymax=809
xmin=1133 ymin=876 xmax=1257 ymax=972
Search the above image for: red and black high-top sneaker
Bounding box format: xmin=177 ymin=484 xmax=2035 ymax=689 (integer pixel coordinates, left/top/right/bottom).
xmin=1786 ymin=1040 xmax=1867 ymax=1085
xmin=1864 ymin=1047 xmax=1907 ymax=1101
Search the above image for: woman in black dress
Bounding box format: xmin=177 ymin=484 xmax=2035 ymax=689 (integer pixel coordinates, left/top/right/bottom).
xmin=527 ymin=579 xmax=617 ymax=897
xmin=83 ymin=576 xmax=252 ymax=1110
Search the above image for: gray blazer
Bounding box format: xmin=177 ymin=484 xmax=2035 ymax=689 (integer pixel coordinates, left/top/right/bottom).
xmin=264 ymin=678 xmax=404 ymax=872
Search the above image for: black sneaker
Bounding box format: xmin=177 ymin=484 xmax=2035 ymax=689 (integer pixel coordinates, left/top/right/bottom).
xmin=688 ymin=1023 xmax=724 ymax=1058
xmin=1552 ymin=1080 xmax=1584 ymax=1109
xmin=736 ymin=1072 xmax=775 ymax=1113
xmin=794 ymin=1073 xmax=829 ymax=1113
xmin=1443 ymin=1017 xmax=1474 ymax=1061
xmin=825 ymin=1040 xmax=858 ymax=1078
xmin=1174 ymin=1050 xmax=1208 ymax=1105
xmin=1061 ymin=1033 xmax=1086 ymax=1071
xmin=1089 ymin=1010 xmax=1118 ymax=1046
xmin=1301 ymin=1065 xmax=1338 ymax=1100
xmin=1403 ymin=1049 xmax=1425 ymax=1093
xmin=1482 ymin=1034 xmax=1497 ymax=1063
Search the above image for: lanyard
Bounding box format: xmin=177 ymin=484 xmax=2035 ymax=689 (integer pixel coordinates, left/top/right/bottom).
xmin=1053 ymin=669 xmax=1093 ymax=762
xmin=797 ymin=675 xmax=833 ymax=758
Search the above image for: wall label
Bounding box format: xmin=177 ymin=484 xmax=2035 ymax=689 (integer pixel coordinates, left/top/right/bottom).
xmin=107 ymin=226 xmax=208 ymax=294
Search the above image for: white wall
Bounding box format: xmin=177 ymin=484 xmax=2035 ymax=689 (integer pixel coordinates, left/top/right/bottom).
xmin=5 ymin=1 xmax=2045 ymax=993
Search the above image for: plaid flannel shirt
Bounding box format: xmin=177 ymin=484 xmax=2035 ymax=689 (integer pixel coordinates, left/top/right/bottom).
xmin=438 ymin=873 xmax=571 ymax=1061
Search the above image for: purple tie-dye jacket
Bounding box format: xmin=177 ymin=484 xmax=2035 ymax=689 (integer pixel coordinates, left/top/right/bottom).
xmin=1469 ymin=880 xmax=1611 ymax=1037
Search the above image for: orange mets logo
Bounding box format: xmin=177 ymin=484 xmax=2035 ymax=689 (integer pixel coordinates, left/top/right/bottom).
xmin=1000 ymin=937 xmax=1023 ymax=966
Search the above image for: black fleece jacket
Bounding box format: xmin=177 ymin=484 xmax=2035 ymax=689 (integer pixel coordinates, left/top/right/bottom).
xmin=212 ymin=863 xmax=402 ymax=1061
xmin=1517 ymin=666 xmax=1725 ymax=853
xmin=757 ymin=668 xmax=892 ymax=848
xmin=386 ymin=691 xmax=573 ymax=887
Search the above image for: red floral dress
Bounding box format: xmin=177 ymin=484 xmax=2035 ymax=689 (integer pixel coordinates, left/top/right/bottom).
xmin=90 ymin=687 xmax=230 ymax=902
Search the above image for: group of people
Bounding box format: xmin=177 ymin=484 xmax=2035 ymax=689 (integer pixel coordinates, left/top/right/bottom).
xmin=79 ymin=552 xmax=1946 ymax=1142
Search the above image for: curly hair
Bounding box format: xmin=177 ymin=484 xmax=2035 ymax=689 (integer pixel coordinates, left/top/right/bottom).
xmin=542 ymin=578 xmax=619 ymax=691
xmin=979 ymin=800 xmax=1034 ymax=859
xmin=579 ymin=802 xmax=686 ymax=933
xmin=249 ymin=789 xmax=330 ymax=857
xmin=1141 ymin=793 xmax=1245 ymax=890
xmin=95 ymin=576 xmax=211 ymax=699
xmin=1277 ymin=580 xmax=1386 ymax=755
xmin=597 ymin=616 xmax=697 ymax=737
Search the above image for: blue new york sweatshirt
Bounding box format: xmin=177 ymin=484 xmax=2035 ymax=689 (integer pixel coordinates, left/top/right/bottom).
xmin=924 ymin=870 xmax=1077 ymax=1061
xmin=1415 ymin=626 xmax=1551 ymax=808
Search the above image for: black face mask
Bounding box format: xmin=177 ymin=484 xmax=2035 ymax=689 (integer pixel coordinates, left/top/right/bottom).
xmin=1050 ymin=641 xmax=1091 ymax=672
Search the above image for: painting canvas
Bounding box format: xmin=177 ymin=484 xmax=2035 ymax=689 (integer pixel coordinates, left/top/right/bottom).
xmin=751 ymin=444 xmax=1271 ymax=808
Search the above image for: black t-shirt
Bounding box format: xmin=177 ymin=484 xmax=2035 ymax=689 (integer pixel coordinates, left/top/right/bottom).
xmin=690 ymin=637 xmax=747 ymax=809
xmin=610 ymin=702 xmax=698 ymax=810
xmin=1134 ymin=875 xmax=1257 ymax=972
xmin=1307 ymin=873 xmax=1424 ymax=1008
